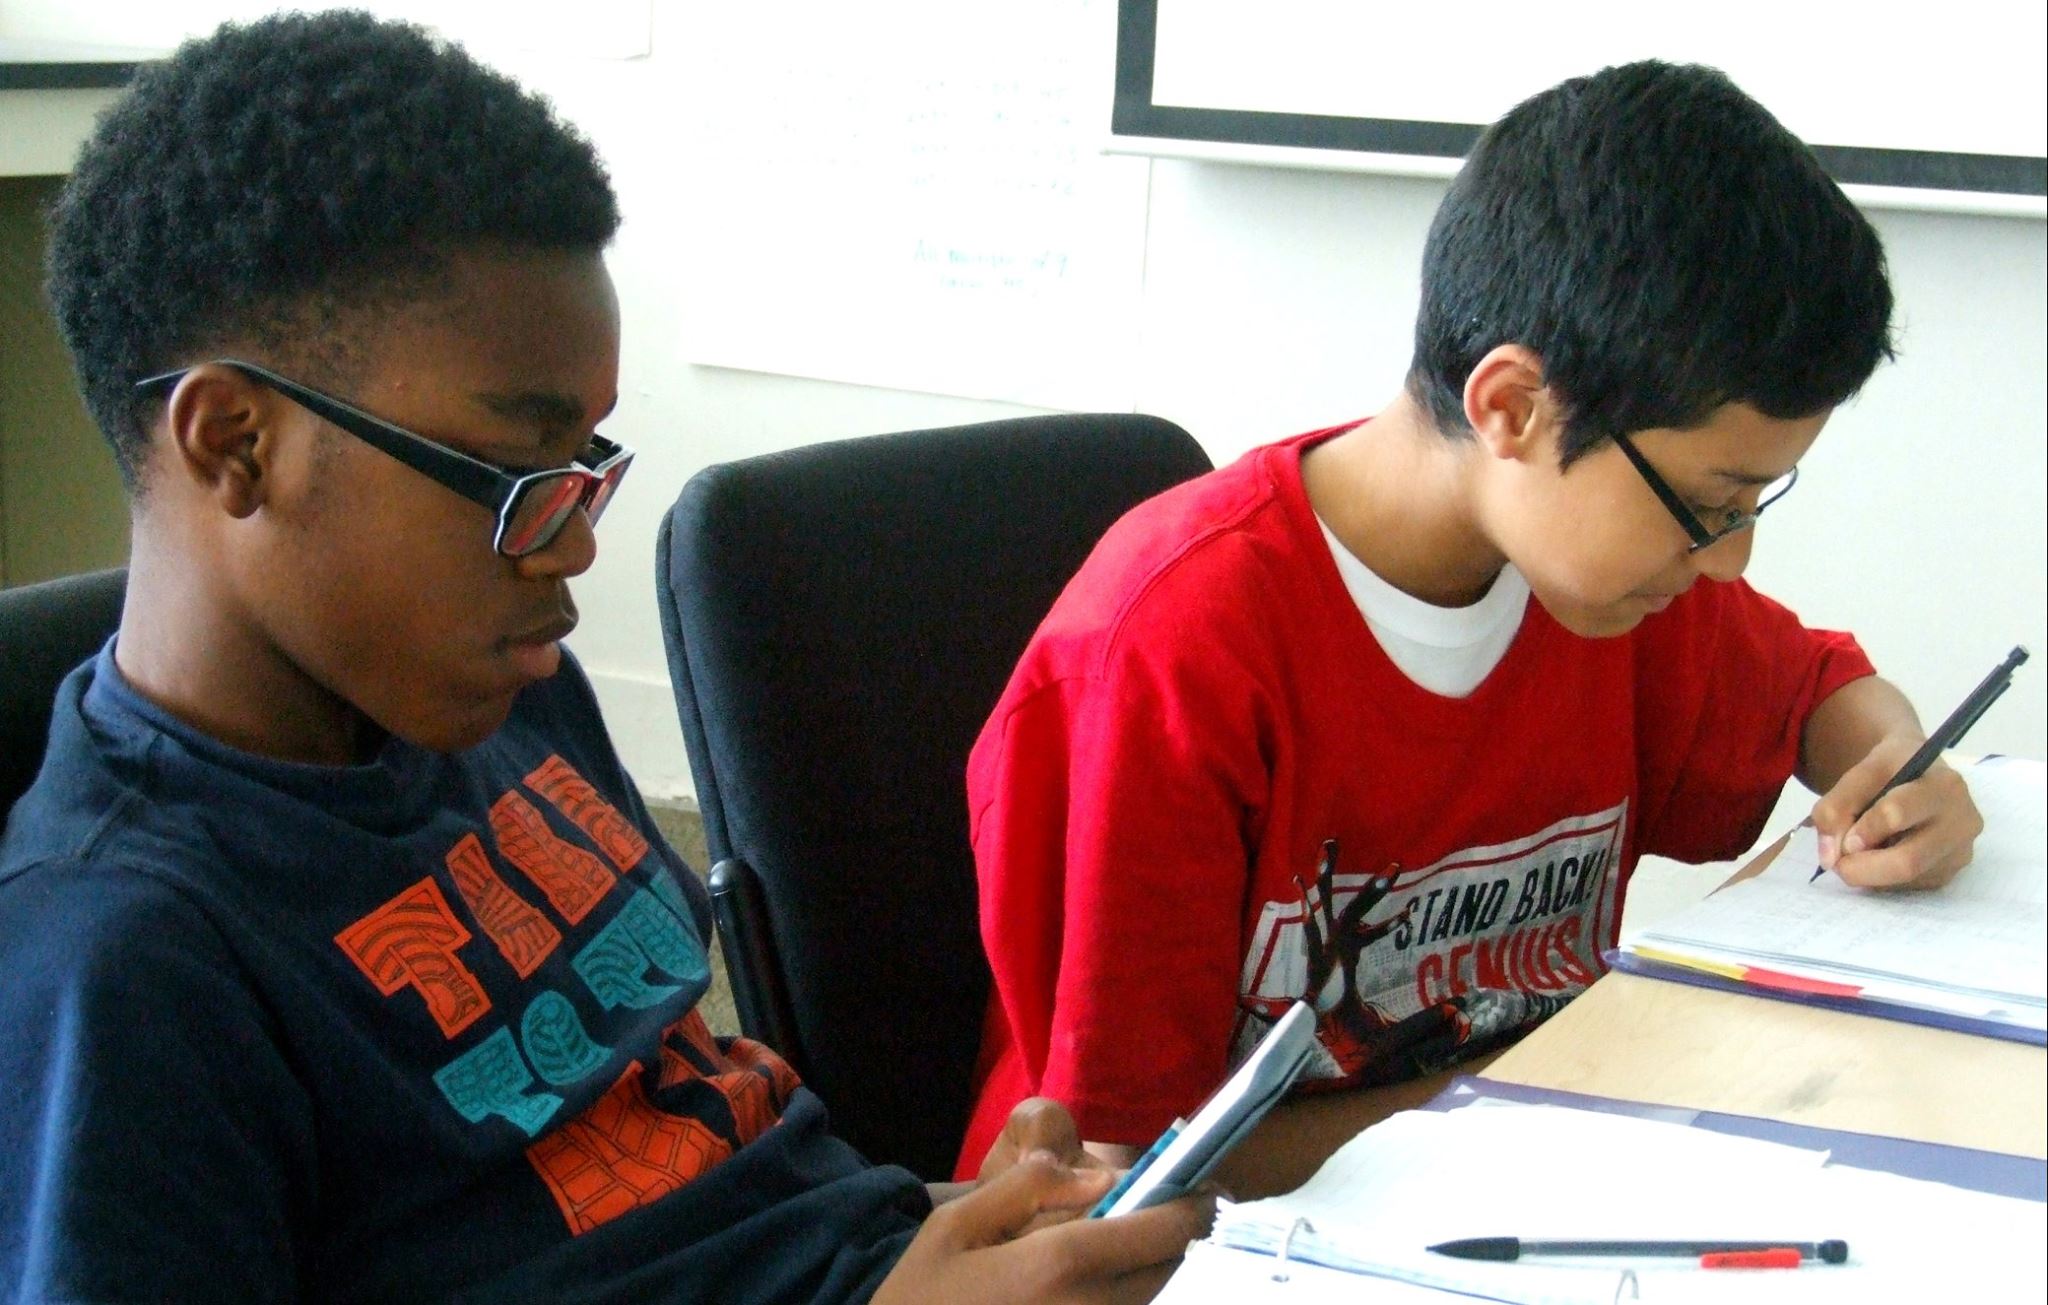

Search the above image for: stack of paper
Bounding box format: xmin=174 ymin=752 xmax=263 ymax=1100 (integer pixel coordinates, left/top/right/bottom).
xmin=1155 ymin=1100 xmax=2046 ymax=1304
xmin=1617 ymin=758 xmax=2046 ymax=1038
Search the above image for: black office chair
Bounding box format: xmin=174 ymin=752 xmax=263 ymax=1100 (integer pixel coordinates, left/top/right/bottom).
xmin=655 ymin=413 xmax=1211 ymax=1179
xmin=1 ymin=568 xmax=128 ymax=823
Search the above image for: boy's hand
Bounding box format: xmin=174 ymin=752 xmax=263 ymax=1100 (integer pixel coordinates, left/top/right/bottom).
xmin=976 ymin=1096 xmax=1112 ymax=1184
xmin=928 ymin=1097 xmax=1117 ymax=1223
xmin=876 ymin=1148 xmax=1213 ymax=1305
xmin=1810 ymin=736 xmax=1983 ymax=889
xmin=881 ymin=1098 xmax=1212 ymax=1304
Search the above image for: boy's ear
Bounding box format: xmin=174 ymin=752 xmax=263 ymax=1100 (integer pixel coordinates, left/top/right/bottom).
xmin=1461 ymin=344 xmax=1564 ymax=462
xmin=158 ymin=365 xmax=276 ymax=519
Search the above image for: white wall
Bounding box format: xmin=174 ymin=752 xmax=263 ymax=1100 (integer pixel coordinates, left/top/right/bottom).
xmin=7 ymin=2 xmax=2044 ymax=809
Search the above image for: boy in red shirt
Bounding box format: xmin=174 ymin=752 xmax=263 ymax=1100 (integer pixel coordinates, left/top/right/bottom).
xmin=960 ymin=60 xmax=1985 ymax=1190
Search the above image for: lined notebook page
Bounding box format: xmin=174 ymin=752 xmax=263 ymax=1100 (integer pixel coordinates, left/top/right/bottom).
xmin=1629 ymin=759 xmax=2047 ymax=1006
xmin=1759 ymin=757 xmax=2046 ymax=905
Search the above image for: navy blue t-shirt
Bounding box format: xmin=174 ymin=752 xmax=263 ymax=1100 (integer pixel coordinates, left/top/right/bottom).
xmin=0 ymin=647 xmax=925 ymax=1303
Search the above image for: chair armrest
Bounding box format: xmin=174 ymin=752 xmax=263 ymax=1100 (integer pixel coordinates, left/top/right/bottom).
xmin=707 ymin=856 xmax=805 ymax=1070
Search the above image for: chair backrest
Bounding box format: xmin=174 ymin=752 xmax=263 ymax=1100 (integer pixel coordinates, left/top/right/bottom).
xmin=1 ymin=568 xmax=127 ymax=824
xmin=655 ymin=413 xmax=1212 ymax=1178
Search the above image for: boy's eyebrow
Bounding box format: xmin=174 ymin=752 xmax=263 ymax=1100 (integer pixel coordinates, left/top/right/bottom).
xmin=471 ymin=388 xmax=620 ymax=442
xmin=1711 ymin=466 xmax=1788 ymax=486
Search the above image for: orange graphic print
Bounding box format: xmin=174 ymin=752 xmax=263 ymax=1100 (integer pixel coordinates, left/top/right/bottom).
xmin=524 ymin=755 xmax=650 ymax=873
xmin=658 ymin=1010 xmax=802 ymax=1144
xmin=528 ymin=1014 xmax=804 ymax=1236
xmin=444 ymin=832 xmax=562 ymax=979
xmin=490 ymin=790 xmax=618 ymax=925
xmin=335 ymin=751 xmax=765 ymax=1235
xmin=527 ymin=1062 xmax=733 ymax=1235
xmin=335 ymin=877 xmax=491 ymax=1038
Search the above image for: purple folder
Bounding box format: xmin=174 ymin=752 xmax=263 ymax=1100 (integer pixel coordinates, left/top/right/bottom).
xmin=1604 ymin=946 xmax=2048 ymax=1047
xmin=1426 ymin=1075 xmax=2045 ymax=1203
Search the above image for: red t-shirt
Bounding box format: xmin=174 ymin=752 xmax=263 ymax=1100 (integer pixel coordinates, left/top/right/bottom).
xmin=956 ymin=427 xmax=1874 ymax=1176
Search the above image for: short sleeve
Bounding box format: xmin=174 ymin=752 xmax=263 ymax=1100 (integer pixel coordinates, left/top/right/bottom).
xmin=970 ymin=611 xmax=1273 ymax=1144
xmin=0 ymin=862 xmax=316 ymax=1303
xmin=1631 ymin=580 xmax=1874 ymax=862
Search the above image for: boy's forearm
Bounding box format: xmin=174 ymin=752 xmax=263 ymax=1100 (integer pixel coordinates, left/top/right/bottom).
xmin=1798 ymin=675 xmax=1925 ymax=796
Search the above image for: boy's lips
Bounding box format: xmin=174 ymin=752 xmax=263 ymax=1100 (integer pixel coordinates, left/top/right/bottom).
xmin=502 ymin=615 xmax=578 ymax=680
xmin=508 ymin=615 xmax=578 ymax=647
xmin=1636 ymin=589 xmax=1686 ymax=612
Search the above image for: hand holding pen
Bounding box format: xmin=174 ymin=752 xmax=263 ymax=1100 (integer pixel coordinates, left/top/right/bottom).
xmin=1810 ymin=646 xmax=2027 ymax=890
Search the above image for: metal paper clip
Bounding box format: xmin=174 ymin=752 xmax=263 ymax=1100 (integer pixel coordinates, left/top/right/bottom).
xmin=1271 ymin=1216 xmax=1316 ymax=1283
xmin=1613 ymin=1267 xmax=1640 ymax=1302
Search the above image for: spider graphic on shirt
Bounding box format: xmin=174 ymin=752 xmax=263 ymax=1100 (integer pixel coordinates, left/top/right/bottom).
xmin=1253 ymin=839 xmax=1571 ymax=1085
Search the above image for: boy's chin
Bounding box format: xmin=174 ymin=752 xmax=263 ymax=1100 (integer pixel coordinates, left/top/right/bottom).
xmin=377 ymin=696 xmax=520 ymax=756
xmin=1536 ymin=595 xmax=1651 ymax=640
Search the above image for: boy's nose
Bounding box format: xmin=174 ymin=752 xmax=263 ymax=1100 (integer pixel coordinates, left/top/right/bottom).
xmin=1690 ymin=527 xmax=1754 ymax=583
xmin=515 ymin=506 xmax=599 ymax=581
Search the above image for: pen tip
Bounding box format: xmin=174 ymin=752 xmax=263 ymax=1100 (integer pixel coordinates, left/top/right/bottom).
xmin=1819 ymin=1239 xmax=1849 ymax=1263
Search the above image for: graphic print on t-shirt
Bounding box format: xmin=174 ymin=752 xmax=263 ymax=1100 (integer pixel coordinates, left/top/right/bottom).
xmin=1233 ymin=802 xmax=1627 ymax=1083
xmin=334 ymin=754 xmax=799 ymax=1235
xmin=526 ymin=1007 xmax=804 ymax=1234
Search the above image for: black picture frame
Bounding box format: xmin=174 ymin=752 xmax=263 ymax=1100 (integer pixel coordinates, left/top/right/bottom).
xmin=1112 ymin=1 xmax=2045 ymax=198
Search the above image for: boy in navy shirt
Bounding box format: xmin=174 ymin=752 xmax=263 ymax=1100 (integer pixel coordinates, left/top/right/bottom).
xmin=0 ymin=12 xmax=1206 ymax=1303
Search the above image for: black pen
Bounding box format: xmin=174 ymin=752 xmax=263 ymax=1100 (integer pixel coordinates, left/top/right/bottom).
xmin=1429 ymin=1236 xmax=1849 ymax=1265
xmin=1810 ymin=645 xmax=2031 ymax=882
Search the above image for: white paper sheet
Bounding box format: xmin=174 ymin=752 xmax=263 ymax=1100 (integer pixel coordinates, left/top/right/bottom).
xmin=1625 ymin=759 xmax=2047 ymax=1013
xmin=1159 ymin=1102 xmax=2046 ymax=1304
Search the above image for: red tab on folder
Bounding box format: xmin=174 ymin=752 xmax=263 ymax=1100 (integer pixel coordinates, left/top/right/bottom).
xmin=1742 ymin=965 xmax=1864 ymax=999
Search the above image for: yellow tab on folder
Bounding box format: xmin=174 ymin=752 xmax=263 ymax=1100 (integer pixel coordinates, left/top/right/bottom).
xmin=1630 ymin=945 xmax=1748 ymax=982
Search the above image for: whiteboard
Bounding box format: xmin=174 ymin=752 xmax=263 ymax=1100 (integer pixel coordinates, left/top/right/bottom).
xmin=674 ymin=0 xmax=1152 ymax=411
xmin=1114 ymin=0 xmax=2047 ymax=212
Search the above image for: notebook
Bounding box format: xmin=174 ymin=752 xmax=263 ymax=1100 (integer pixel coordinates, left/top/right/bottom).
xmin=1614 ymin=756 xmax=2046 ymax=1043
xmin=1152 ymin=1081 xmax=2047 ymax=1304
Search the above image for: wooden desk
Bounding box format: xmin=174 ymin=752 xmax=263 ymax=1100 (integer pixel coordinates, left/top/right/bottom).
xmin=1482 ymin=971 xmax=2047 ymax=1159
xmin=1482 ymin=823 xmax=2046 ymax=1160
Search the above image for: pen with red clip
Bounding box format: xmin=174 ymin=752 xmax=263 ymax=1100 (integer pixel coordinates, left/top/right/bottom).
xmin=1428 ymin=1237 xmax=1850 ymax=1267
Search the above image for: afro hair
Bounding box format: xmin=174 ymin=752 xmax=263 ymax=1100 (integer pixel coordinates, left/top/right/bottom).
xmin=46 ymin=8 xmax=621 ymax=485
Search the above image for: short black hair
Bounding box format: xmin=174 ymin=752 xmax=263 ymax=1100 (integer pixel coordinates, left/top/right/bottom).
xmin=1407 ymin=60 xmax=1894 ymax=465
xmin=46 ymin=8 xmax=621 ymax=486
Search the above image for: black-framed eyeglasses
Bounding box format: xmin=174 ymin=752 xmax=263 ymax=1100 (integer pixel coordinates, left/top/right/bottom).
xmin=1610 ymin=431 xmax=1798 ymax=554
xmin=134 ymin=359 xmax=633 ymax=558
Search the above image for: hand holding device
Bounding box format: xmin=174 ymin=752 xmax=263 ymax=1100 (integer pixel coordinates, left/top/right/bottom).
xmin=1091 ymin=1000 xmax=1319 ymax=1218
